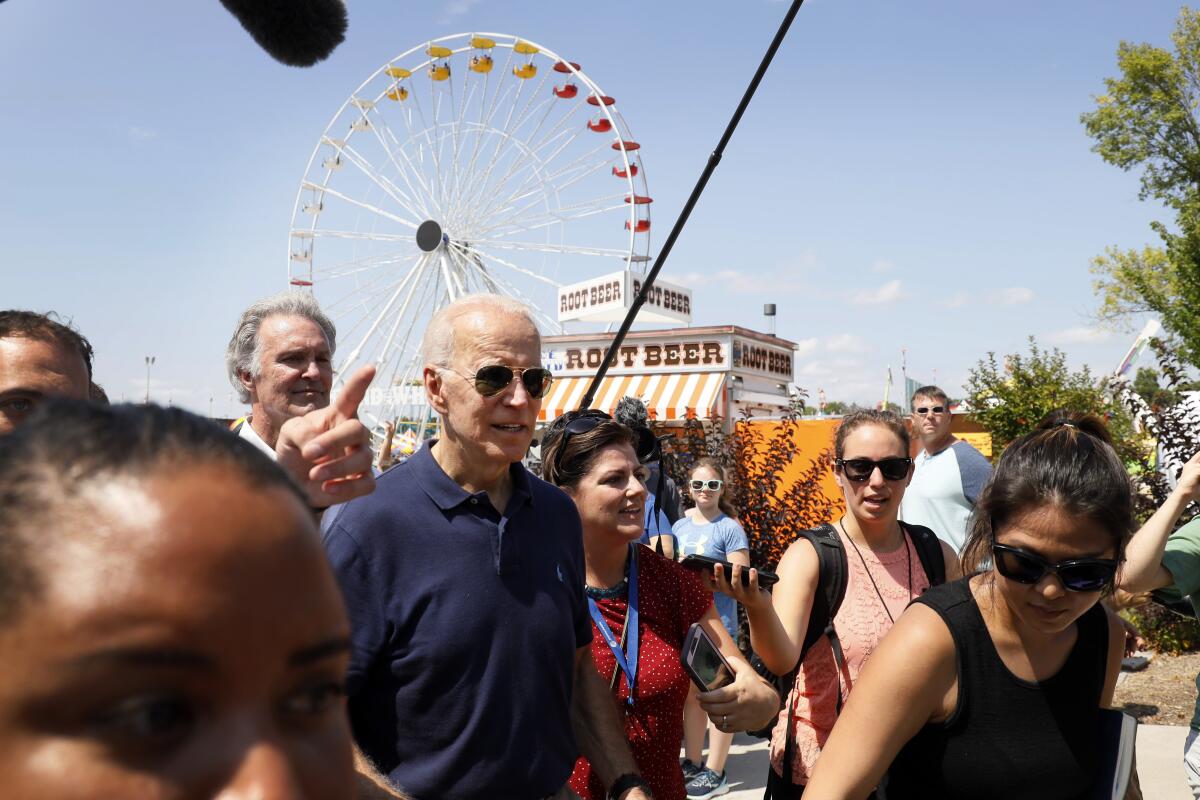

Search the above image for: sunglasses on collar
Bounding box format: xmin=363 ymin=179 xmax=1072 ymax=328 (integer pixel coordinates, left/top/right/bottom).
xmin=444 ymin=364 xmax=554 ymax=399
xmin=992 ymin=543 xmax=1117 ymax=592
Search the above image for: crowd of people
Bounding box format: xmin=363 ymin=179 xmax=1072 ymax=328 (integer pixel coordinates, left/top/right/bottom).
xmin=2 ymin=291 xmax=1199 ymax=799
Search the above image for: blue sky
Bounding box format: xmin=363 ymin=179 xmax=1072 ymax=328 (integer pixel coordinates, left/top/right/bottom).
xmin=0 ymin=0 xmax=1182 ymax=415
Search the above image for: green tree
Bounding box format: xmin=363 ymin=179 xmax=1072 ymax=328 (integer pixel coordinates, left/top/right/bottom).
xmin=1081 ymin=7 xmax=1200 ymax=363
xmin=1132 ymin=366 xmax=1168 ymax=407
xmin=964 ymin=337 xmax=1130 ymax=453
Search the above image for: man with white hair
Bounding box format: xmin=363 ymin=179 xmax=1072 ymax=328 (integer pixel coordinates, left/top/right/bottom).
xmin=225 ymin=290 xmax=376 ymax=510
xmin=323 ymin=294 xmax=652 ymax=800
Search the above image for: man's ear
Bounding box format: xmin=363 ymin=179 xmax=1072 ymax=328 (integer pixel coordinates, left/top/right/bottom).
xmin=238 ymin=369 xmax=256 ymax=398
xmin=425 ymin=365 xmax=449 ymax=415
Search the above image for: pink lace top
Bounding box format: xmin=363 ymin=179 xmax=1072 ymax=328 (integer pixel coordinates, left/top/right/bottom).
xmin=768 ymin=527 xmax=931 ymax=785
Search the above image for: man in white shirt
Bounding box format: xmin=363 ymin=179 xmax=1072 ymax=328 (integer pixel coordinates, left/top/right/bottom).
xmin=225 ymin=291 xmax=376 ymax=510
xmin=900 ymin=385 xmax=992 ymax=552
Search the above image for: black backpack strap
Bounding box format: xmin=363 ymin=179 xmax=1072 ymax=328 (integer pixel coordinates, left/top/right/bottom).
xmin=900 ymin=521 xmax=946 ymax=587
xmin=774 ymin=523 xmax=849 ymax=791
xmin=798 ymin=522 xmax=848 ymax=656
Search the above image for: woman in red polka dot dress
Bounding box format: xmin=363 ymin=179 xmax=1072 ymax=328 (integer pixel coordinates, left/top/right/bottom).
xmin=541 ymin=411 xmax=779 ymax=800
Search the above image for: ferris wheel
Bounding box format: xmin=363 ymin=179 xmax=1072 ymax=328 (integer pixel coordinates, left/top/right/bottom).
xmin=289 ymin=32 xmax=652 ymax=445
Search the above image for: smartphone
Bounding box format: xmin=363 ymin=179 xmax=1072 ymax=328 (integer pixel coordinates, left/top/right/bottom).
xmin=681 ymin=623 xmax=735 ymax=692
xmin=679 ymin=554 xmax=779 ymax=589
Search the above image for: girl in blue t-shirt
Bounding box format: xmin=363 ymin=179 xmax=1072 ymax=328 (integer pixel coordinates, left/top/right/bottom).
xmin=673 ymin=458 xmax=748 ymax=799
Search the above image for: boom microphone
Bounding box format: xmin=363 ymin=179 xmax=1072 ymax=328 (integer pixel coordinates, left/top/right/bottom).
xmin=218 ymin=0 xmax=347 ymax=67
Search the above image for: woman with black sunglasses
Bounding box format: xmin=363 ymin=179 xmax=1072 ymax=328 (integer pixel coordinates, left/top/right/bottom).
xmin=717 ymin=410 xmax=959 ymax=799
xmin=803 ymin=412 xmax=1130 ymax=799
xmin=540 ymin=412 xmax=779 ymax=800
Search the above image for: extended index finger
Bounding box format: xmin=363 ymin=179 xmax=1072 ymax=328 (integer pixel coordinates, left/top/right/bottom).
xmin=334 ymin=365 xmax=377 ymax=420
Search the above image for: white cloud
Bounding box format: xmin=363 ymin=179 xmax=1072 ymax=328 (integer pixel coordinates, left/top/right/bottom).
xmin=128 ymin=126 xmax=158 ymax=142
xmin=1047 ymin=326 xmax=1114 ymax=345
xmin=824 ymin=333 xmax=872 ymax=354
xmin=666 ymin=268 xmax=803 ymax=295
xmin=850 ymin=279 xmax=905 ymax=305
xmin=941 ymin=291 xmax=970 ymax=308
xmin=793 ymin=337 xmax=819 ymax=357
xmin=870 ymin=259 xmax=896 ymax=273
xmin=989 ymin=287 xmax=1035 ymax=305
xmin=439 ymin=0 xmax=482 ymax=21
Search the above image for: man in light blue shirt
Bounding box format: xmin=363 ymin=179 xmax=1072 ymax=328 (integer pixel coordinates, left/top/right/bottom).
xmin=900 ymin=385 xmax=992 ymax=553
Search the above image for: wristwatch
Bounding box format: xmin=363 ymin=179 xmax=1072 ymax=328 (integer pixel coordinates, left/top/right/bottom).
xmin=607 ymin=773 xmax=652 ymax=800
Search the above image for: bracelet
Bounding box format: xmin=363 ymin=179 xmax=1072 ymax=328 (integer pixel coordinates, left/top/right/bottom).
xmin=607 ymin=773 xmax=651 ymax=800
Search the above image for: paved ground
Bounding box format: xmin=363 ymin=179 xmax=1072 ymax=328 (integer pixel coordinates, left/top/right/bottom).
xmin=707 ymin=726 xmax=1192 ymax=799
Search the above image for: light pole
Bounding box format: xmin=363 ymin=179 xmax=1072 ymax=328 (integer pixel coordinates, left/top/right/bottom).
xmin=144 ymin=356 xmax=156 ymax=403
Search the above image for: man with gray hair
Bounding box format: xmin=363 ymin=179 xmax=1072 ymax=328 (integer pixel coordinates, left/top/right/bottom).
xmin=226 ymin=290 xmax=376 ymax=510
xmin=324 ymin=293 xmax=652 ymax=800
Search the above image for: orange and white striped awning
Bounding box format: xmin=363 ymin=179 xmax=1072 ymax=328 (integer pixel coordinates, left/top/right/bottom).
xmin=538 ymin=372 xmax=725 ymax=423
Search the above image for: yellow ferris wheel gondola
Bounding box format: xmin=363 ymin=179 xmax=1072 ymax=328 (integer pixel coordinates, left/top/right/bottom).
xmin=513 ymin=62 xmax=537 ymax=79
xmin=385 ymin=66 xmax=412 ymax=79
xmin=426 ymin=45 xmax=453 ymax=58
xmin=387 ymin=85 xmax=409 ymax=101
xmin=513 ymin=41 xmax=539 ymax=55
xmin=470 ymin=36 xmax=496 ymax=49
xmin=429 ymin=62 xmax=451 ymax=81
xmin=470 ymin=54 xmax=494 ymax=73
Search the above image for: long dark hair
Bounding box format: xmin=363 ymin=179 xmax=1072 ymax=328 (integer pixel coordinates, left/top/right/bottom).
xmin=961 ymin=411 xmax=1133 ymax=575
xmin=0 ymin=399 xmax=306 ymax=626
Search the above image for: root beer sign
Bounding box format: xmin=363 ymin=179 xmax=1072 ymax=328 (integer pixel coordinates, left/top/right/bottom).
xmin=557 ymin=270 xmax=692 ymax=324
xmin=557 ymin=339 xmax=726 ymax=374
xmin=732 ymin=338 xmax=794 ymax=379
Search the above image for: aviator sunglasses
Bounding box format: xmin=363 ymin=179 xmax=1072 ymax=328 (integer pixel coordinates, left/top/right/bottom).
xmin=445 ymin=364 xmax=554 ymax=399
xmin=991 ymin=543 xmax=1117 ymax=592
xmin=835 ymin=457 xmax=912 ymax=482
xmin=690 ymin=479 xmax=723 ymax=492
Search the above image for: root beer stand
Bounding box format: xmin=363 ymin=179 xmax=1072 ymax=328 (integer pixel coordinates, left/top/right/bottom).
xmin=539 ymin=270 xmax=799 ymax=433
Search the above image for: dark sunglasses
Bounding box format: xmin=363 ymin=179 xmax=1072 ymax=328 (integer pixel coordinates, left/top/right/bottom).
xmin=992 ymin=543 xmax=1117 ymax=592
xmin=446 ymin=364 xmax=553 ymax=399
xmin=548 ymin=411 xmax=658 ymax=475
xmin=835 ymin=457 xmax=912 ymax=482
xmin=690 ymin=479 xmax=723 ymax=492
xmin=914 ymin=406 xmax=946 ymax=416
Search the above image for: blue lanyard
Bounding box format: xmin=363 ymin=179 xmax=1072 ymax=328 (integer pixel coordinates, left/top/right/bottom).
xmin=587 ymin=545 xmax=639 ymax=707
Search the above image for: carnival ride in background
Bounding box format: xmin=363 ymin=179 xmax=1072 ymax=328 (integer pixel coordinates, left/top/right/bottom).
xmin=289 ymin=32 xmax=653 ymax=447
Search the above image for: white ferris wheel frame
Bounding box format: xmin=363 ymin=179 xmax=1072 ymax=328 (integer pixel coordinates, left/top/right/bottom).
xmin=288 ymin=32 xmax=651 ymax=436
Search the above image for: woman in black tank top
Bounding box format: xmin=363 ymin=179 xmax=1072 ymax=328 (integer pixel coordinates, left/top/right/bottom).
xmin=802 ymin=412 xmax=1132 ymax=800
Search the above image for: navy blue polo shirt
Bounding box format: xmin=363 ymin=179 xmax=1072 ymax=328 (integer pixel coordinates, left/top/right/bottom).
xmin=322 ymin=442 xmax=591 ymax=800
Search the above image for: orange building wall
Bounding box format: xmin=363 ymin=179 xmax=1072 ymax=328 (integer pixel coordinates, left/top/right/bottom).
xmin=740 ymin=418 xmax=845 ymax=516
xmin=737 ymin=414 xmax=992 ymax=520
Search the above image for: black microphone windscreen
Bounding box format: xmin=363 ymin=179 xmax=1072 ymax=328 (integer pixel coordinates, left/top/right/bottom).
xmin=218 ymin=0 xmax=347 ymax=67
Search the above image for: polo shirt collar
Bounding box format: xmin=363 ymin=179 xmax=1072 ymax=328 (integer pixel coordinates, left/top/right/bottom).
xmin=411 ymin=440 xmax=534 ymax=513
xmin=237 ymin=417 xmax=276 ymax=459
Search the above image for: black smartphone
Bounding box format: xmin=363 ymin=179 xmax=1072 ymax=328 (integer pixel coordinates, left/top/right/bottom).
xmin=679 ymin=554 xmax=779 ymax=589
xmin=680 ymin=623 xmax=735 ymax=692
